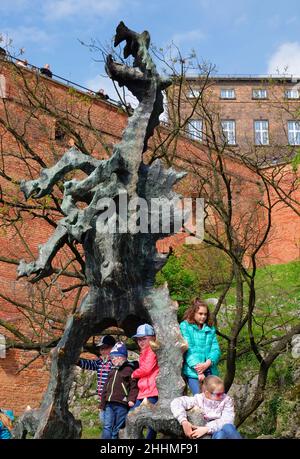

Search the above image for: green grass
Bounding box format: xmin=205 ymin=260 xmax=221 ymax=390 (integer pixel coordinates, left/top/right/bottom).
xmin=202 ymin=260 xmax=300 ymax=339
xmin=80 ymin=409 xmax=101 ymax=439
xmin=197 ymin=260 xmax=299 ymax=385
xmin=203 ymin=260 xmax=300 ymax=304
xmin=81 ymin=425 xmax=101 ymax=439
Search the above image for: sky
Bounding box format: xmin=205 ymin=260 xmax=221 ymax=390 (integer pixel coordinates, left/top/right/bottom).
xmin=1 ymin=0 xmax=300 ymax=100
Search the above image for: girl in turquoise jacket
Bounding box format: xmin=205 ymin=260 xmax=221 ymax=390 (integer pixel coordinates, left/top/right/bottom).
xmin=180 ymin=298 xmax=221 ymax=395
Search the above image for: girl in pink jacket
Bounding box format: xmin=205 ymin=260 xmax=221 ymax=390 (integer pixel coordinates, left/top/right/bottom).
xmin=131 ymin=323 xmax=159 ymax=439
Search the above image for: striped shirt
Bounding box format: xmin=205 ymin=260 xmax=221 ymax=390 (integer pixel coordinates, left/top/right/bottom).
xmin=78 ymin=357 xmax=113 ymax=402
xmin=0 ymin=425 xmax=11 ymax=439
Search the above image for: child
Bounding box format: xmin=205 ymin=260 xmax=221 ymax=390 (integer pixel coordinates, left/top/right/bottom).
xmin=170 ymin=375 xmax=242 ymax=439
xmin=77 ymin=334 xmax=116 ymax=423
xmin=180 ymin=298 xmax=221 ymax=395
xmin=0 ymin=408 xmax=14 ymax=439
xmin=131 ymin=323 xmax=159 ymax=440
xmin=101 ymin=342 xmax=138 ymax=439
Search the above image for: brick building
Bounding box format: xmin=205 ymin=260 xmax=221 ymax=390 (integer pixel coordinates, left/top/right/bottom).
xmin=179 ymin=75 xmax=300 ymax=154
xmin=0 ymin=57 xmax=299 ymax=413
xmin=162 ymin=74 xmax=300 ymax=262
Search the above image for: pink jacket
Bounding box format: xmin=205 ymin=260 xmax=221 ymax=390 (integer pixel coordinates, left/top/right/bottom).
xmin=131 ymin=346 xmax=159 ymax=399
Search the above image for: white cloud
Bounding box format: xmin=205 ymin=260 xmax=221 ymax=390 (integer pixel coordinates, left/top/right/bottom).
xmin=171 ymin=29 xmax=206 ymax=47
xmin=43 ymin=0 xmax=122 ymax=21
xmin=268 ymin=42 xmax=300 ymax=75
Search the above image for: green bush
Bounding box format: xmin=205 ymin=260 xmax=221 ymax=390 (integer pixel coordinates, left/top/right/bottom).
xmin=155 ymin=253 xmax=199 ymax=301
xmin=155 ymin=244 xmax=232 ymax=320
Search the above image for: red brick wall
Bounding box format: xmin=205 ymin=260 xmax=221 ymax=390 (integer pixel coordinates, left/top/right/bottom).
xmin=0 ymin=349 xmax=49 ymax=415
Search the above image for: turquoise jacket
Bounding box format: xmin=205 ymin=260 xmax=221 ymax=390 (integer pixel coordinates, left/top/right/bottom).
xmin=0 ymin=409 xmax=14 ymax=439
xmin=179 ymin=320 xmax=221 ymax=379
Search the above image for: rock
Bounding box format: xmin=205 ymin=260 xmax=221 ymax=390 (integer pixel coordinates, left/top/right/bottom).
xmin=229 ymin=375 xmax=259 ymax=413
xmin=291 ymin=335 xmax=300 ymax=359
xmin=204 ymin=298 xmax=219 ymax=307
xmin=292 ymin=368 xmax=300 ymax=384
xmin=71 ymin=406 xmax=82 ymax=418
xmin=275 ymin=400 xmax=300 ymax=437
xmin=256 ymin=434 xmax=275 ymax=439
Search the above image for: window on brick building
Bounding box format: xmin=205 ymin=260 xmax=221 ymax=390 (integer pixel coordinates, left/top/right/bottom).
xmin=254 ymin=120 xmax=269 ymax=145
xmin=288 ymin=121 xmax=300 ymax=145
xmin=187 ymin=119 xmax=202 ymax=141
xmin=187 ymin=88 xmax=201 ymax=98
xmin=220 ymin=88 xmax=235 ymax=99
xmin=0 ymin=74 xmax=6 ymax=98
xmin=285 ymin=89 xmax=299 ymax=99
xmin=221 ymin=120 xmax=236 ymax=145
xmin=252 ymin=89 xmax=267 ymax=99
xmin=0 ymin=333 xmax=6 ymax=358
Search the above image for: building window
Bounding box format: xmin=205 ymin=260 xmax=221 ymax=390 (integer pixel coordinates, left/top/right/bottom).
xmin=252 ymin=89 xmax=267 ymax=99
xmin=0 ymin=333 xmax=6 ymax=358
xmin=221 ymin=120 xmax=236 ymax=145
xmin=187 ymin=119 xmax=202 ymax=141
xmin=288 ymin=121 xmax=300 ymax=145
xmin=254 ymin=120 xmax=269 ymax=145
xmin=220 ymin=89 xmax=235 ymax=99
xmin=0 ymin=74 xmax=6 ymax=98
xmin=285 ymin=89 xmax=299 ymax=99
xmin=187 ymin=88 xmax=201 ymax=98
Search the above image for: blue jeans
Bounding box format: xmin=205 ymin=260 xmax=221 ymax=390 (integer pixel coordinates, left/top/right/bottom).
xmin=187 ymin=368 xmax=212 ymax=395
xmin=131 ymin=396 xmax=158 ymax=440
xmin=102 ymin=402 xmax=129 ymax=439
xmin=187 ymin=377 xmax=200 ymax=395
xmin=99 ymin=409 xmax=105 ymax=424
xmin=212 ymin=424 xmax=243 ymax=439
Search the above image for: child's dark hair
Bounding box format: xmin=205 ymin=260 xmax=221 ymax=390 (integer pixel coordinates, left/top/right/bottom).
xmin=182 ymin=297 xmax=214 ymax=327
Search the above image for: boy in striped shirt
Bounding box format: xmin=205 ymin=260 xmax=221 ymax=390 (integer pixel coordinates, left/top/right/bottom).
xmin=77 ymin=335 xmax=116 ymax=424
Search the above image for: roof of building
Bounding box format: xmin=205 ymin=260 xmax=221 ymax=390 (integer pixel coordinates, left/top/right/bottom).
xmin=185 ymin=74 xmax=300 ymax=83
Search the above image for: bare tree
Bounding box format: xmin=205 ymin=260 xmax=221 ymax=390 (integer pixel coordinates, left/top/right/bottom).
xmin=145 ymin=49 xmax=300 ymax=424
xmin=0 ymin=49 xmax=118 ymax=357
